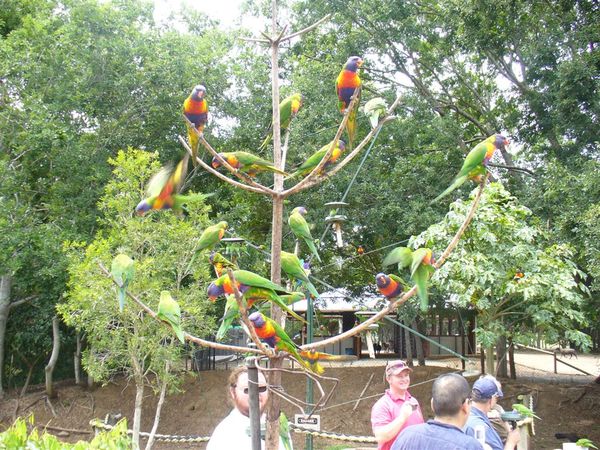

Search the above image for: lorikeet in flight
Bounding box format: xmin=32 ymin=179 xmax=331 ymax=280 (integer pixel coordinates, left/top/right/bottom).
xmin=260 ymin=93 xmax=302 ymax=150
xmin=196 ymin=221 xmax=228 ymax=253
xmin=288 ymin=206 xmax=321 ymax=262
xmin=183 ymin=84 xmax=208 ymax=166
xmin=336 ymin=56 xmax=363 ymax=149
xmin=298 ymin=349 xmax=348 ymax=375
xmin=281 ymin=251 xmax=320 ymax=299
xmin=383 ymin=247 xmax=436 ymax=311
xmin=288 ymin=140 xmax=346 ymax=179
xmin=206 ymin=270 xmax=305 ymax=322
xmin=110 ymin=254 xmax=135 ymax=312
xmin=157 ymin=291 xmax=185 ymax=343
xmin=248 ymin=312 xmax=316 ymax=373
xmin=211 ymin=151 xmax=288 ymax=177
xmin=375 ymin=273 xmax=404 ymax=300
xmin=433 ymin=134 xmax=509 ymax=202
xmin=135 ymin=153 xmax=201 ymax=216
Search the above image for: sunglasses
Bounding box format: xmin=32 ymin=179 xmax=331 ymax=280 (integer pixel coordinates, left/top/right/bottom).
xmin=239 ymin=386 xmax=268 ymax=395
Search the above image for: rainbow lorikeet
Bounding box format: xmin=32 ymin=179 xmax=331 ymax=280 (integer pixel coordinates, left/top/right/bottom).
xmin=288 ymin=207 xmax=321 ymax=262
xmin=157 ymin=291 xmax=185 ymax=343
xmin=336 ymin=56 xmax=363 ymax=149
xmin=281 ymin=251 xmax=320 ymax=299
xmin=248 ymin=312 xmax=315 ymax=373
xmin=209 ymin=251 xmax=237 ymax=277
xmin=135 ymin=153 xmax=202 ymax=216
xmin=110 ymin=254 xmax=135 ymax=312
xmin=211 ymin=151 xmax=288 ymax=177
xmin=383 ymin=247 xmax=436 ymax=311
xmin=183 ymin=84 xmax=208 ymax=166
xmin=298 ymin=349 xmax=347 ymax=375
xmin=433 ymin=134 xmax=509 ymax=202
xmin=197 ymin=221 xmax=228 ymax=253
xmin=260 ymin=93 xmax=302 ymax=150
xmin=375 ymin=273 xmax=404 ymax=300
xmin=206 ymin=270 xmax=305 ymax=322
xmin=288 ymin=140 xmax=346 ymax=179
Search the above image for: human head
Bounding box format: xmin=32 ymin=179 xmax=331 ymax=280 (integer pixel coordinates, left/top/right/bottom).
xmin=385 ymin=360 xmax=412 ymax=395
xmin=431 ymin=373 xmax=472 ymax=426
xmin=471 ymin=375 xmax=503 ymax=411
xmin=228 ymin=366 xmax=269 ymax=417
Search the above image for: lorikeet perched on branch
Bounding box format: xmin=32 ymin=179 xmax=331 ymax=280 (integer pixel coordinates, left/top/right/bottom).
xmin=383 ymin=247 xmax=436 ymax=311
xmin=375 ymin=273 xmax=404 ymax=300
xmin=211 ymin=151 xmax=288 ymax=177
xmin=288 ymin=206 xmax=321 ymax=262
xmin=281 ymin=251 xmax=320 ymax=299
xmin=288 ymin=140 xmax=346 ymax=179
xmin=336 ymin=56 xmax=363 ymax=149
xmin=183 ymin=84 xmax=208 ymax=166
xmin=260 ymin=93 xmax=302 ymax=150
xmin=157 ymin=291 xmax=185 ymax=343
xmin=196 ymin=221 xmax=228 ymax=253
xmin=433 ymin=134 xmax=509 ymax=202
xmin=111 ymin=254 xmax=135 ymax=312
xmin=135 ymin=153 xmax=201 ymax=216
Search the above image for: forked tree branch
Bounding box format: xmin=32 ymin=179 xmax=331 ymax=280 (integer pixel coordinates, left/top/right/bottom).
xmin=281 ymin=15 xmax=331 ymax=42
xmin=98 ymin=262 xmax=262 ymax=355
xmin=301 ymin=177 xmax=488 ymax=350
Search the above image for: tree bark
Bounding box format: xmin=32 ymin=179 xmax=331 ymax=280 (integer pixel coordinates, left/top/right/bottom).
xmin=404 ymin=324 xmax=413 ymax=366
xmin=45 ymin=315 xmax=60 ymax=398
xmin=131 ymin=352 xmax=144 ymax=449
xmin=145 ymin=362 xmax=169 ymax=450
xmin=496 ymin=336 xmax=507 ymax=378
xmin=413 ymin=320 xmax=425 ymax=366
xmin=508 ymin=339 xmax=517 ymax=379
xmin=485 ymin=344 xmax=495 ymax=376
xmin=0 ymin=274 xmax=11 ymax=399
xmin=74 ymin=333 xmax=83 ymax=386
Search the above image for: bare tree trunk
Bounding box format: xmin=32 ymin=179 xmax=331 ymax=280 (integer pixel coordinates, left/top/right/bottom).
xmin=74 ymin=333 xmax=83 ymax=385
xmin=131 ymin=356 xmax=144 ymax=449
xmin=496 ymin=336 xmax=507 ymax=378
xmin=404 ymin=324 xmax=413 ymax=367
xmin=485 ymin=344 xmax=495 ymax=375
xmin=145 ymin=362 xmax=169 ymax=450
xmin=413 ymin=320 xmax=425 ymax=366
xmin=45 ymin=315 xmax=60 ymax=398
xmin=480 ymin=345 xmax=485 ymax=373
xmin=0 ymin=274 xmax=12 ymax=398
xmin=508 ymin=339 xmax=516 ymax=380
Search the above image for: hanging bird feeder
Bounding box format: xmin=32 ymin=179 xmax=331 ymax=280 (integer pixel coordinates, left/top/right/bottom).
xmin=324 ymin=201 xmax=349 ymax=248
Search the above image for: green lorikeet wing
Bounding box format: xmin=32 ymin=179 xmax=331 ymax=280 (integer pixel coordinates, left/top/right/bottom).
xmin=279 ymin=412 xmax=292 ymax=450
xmin=410 ymin=248 xmax=433 ymax=277
xmin=363 ymin=97 xmax=387 ymax=129
xmin=234 ymin=151 xmax=289 ymax=176
xmin=267 ymin=316 xmax=312 ymax=371
xmin=289 ymin=145 xmax=328 ymax=179
xmin=111 ymin=254 xmax=135 ymax=312
xmin=157 ymin=291 xmax=185 ymax=343
xmin=281 ymin=251 xmax=320 ymax=299
xmin=382 ymin=247 xmax=413 ymax=270
xmin=216 ymin=294 xmax=238 ymax=341
xmin=243 ymin=286 xmax=305 ymax=323
xmin=233 ymin=270 xmax=289 ymax=294
xmin=260 ymin=93 xmax=302 ymax=150
xmin=512 ymin=404 xmax=541 ymax=420
xmin=412 ymin=264 xmax=434 ymax=312
xmin=280 ymin=292 xmax=306 ymax=305
xmin=288 ymin=207 xmax=321 ymax=262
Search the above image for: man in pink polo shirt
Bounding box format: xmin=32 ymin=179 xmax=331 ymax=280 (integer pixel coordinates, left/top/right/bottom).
xmin=371 ymin=360 xmax=424 ymax=450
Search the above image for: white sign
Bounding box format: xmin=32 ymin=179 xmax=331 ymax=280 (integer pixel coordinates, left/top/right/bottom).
xmin=294 ymin=414 xmax=321 ymax=431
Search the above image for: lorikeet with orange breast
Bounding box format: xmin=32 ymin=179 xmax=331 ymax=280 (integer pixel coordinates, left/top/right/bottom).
xmin=336 ymin=56 xmax=363 ymax=149
xmin=183 ymin=85 xmax=208 ymax=166
xmin=288 ymin=140 xmax=346 ymax=180
xmin=375 ymin=273 xmax=404 ymax=300
xmin=211 ymin=151 xmax=288 ymax=177
xmin=433 ymin=134 xmax=509 ymax=202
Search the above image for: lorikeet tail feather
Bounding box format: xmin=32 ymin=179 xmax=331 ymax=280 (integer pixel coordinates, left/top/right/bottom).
xmin=186 ymin=124 xmax=199 ymax=167
xmin=432 ymin=175 xmax=467 ymax=203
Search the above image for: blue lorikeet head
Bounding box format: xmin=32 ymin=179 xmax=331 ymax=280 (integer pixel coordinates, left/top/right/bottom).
xmin=135 ymin=199 xmax=151 ymax=216
xmin=207 ymin=282 xmax=225 ymax=301
xmin=249 ymin=311 xmax=266 ymax=328
xmin=344 ymin=56 xmax=363 ymax=72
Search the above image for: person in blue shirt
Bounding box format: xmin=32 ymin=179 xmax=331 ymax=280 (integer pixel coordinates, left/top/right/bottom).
xmin=464 ymin=376 xmax=520 ymax=450
xmin=391 ymin=373 xmax=484 ymax=450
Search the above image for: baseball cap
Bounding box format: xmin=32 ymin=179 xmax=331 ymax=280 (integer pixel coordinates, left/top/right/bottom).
xmin=472 ymin=377 xmax=503 ymax=399
xmin=385 ymin=360 xmax=413 ymax=376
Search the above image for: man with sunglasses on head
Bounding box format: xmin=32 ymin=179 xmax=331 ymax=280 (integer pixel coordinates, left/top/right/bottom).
xmin=391 ymin=373 xmax=484 ymax=450
xmin=207 ymin=366 xmax=292 ymax=449
xmin=371 ymin=360 xmax=424 ymax=450
xmin=464 ymin=376 xmax=520 ymax=450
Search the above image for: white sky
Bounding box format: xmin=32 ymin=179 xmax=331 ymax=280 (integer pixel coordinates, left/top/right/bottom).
xmin=153 ymin=0 xmax=260 ymax=29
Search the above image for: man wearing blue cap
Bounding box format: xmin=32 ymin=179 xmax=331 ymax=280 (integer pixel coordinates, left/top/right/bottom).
xmin=464 ymin=376 xmax=520 ymax=450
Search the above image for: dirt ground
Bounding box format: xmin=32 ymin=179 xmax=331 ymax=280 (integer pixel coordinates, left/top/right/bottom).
xmin=1 ymin=357 xmax=599 ymax=450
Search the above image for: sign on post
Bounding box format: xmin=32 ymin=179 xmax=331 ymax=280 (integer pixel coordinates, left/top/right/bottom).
xmin=294 ymin=414 xmax=321 ymax=431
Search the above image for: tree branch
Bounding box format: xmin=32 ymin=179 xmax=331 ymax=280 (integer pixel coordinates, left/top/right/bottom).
xmin=8 ymin=295 xmax=37 ymax=311
xmin=280 ymin=14 xmax=331 ymax=42
xmin=97 ymin=262 xmax=263 ymax=355
xmin=487 ymin=163 xmax=535 ymax=177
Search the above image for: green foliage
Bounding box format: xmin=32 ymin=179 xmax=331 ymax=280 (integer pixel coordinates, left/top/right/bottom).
xmin=57 ymin=148 xmax=215 ymax=388
xmin=412 ymin=182 xmax=591 ymax=349
xmin=0 ymin=416 xmax=131 ymax=449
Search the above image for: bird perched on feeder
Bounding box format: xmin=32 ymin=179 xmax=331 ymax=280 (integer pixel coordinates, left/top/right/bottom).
xmin=383 ymin=247 xmax=436 ymax=311
xmin=336 ymin=56 xmax=363 ymax=149
xmin=288 ymin=140 xmax=346 ymax=180
xmin=183 ymin=84 xmax=208 ymax=166
xmin=157 ymin=290 xmax=185 ymax=343
xmin=433 ymin=134 xmax=509 ymax=203
xmin=111 ymin=254 xmax=135 ymax=312
xmin=135 ymin=153 xmax=203 ymax=216
xmin=260 ymin=93 xmax=302 ymax=150
xmin=511 ymin=403 xmax=540 ymax=420
xmin=211 ymin=151 xmax=288 ymax=177
xmin=375 ymin=273 xmax=404 ymax=300
xmin=196 ymin=221 xmax=228 ymax=253
xmin=288 ymin=206 xmax=321 ymax=262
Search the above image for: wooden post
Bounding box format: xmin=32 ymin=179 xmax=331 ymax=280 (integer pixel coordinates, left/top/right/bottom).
xmin=247 ymin=358 xmax=261 ymax=450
